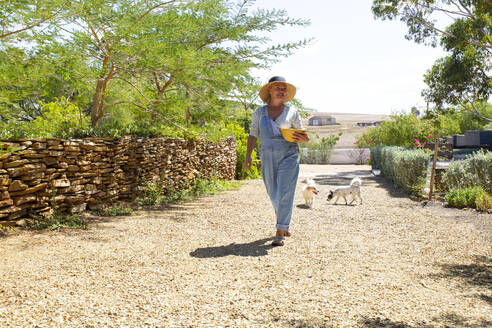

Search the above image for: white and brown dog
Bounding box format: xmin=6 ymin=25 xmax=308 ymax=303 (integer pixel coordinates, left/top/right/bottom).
xmin=302 ymin=179 xmax=319 ymax=208
xmin=327 ymin=177 xmax=362 ymax=205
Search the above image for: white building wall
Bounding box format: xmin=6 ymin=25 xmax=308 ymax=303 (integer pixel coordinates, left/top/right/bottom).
xmin=329 ymin=148 xmax=370 ymax=164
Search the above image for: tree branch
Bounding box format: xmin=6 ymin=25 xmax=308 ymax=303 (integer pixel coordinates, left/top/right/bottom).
xmin=0 ymin=10 xmax=61 ymax=39
xmin=102 ymin=76 xmax=195 ymax=136
xmin=421 ymin=2 xmax=471 ymax=19
xmin=410 ymin=14 xmax=491 ymax=49
xmin=456 ymin=0 xmax=475 ymax=19
xmin=102 ymin=101 xmax=127 ymax=111
xmin=138 ymin=0 xmax=184 ymax=21
xmin=153 ymin=72 xmax=162 ymax=94
xmin=458 ymin=99 xmax=492 ymax=122
xmin=114 ymin=77 xmax=149 ymax=100
xmin=88 ymin=23 xmax=109 ymax=57
xmin=159 ymin=74 xmax=175 ymax=95
xmin=106 ymin=100 xmax=195 ymax=136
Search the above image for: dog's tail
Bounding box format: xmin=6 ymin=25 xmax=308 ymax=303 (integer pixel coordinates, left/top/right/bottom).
xmin=350 ymin=176 xmax=362 ymax=186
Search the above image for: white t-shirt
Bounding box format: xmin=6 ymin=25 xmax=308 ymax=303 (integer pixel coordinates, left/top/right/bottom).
xmin=249 ymin=106 xmax=302 ymax=138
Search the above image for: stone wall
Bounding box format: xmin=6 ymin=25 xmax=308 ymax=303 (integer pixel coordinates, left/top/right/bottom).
xmin=0 ymin=136 xmax=236 ymax=221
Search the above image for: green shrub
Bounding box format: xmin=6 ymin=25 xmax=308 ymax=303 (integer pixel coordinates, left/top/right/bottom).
xmin=475 ymin=191 xmax=492 ymax=212
xmin=467 ymin=150 xmax=492 ymax=193
xmin=371 ymin=146 xmax=431 ymax=197
xmin=394 ymin=149 xmax=430 ymax=196
xmin=300 ymin=134 xmax=340 ymax=164
xmin=0 ymin=99 xmax=91 ymax=139
xmin=442 ymin=150 xmax=492 ymax=193
xmin=444 ymin=186 xmax=486 ymax=209
xmin=357 ymin=113 xmax=433 ymax=148
xmin=223 ymin=122 xmax=260 ymax=180
xmin=136 ymin=182 xmax=165 ymax=205
xmin=475 ymin=190 xmax=492 ymax=212
xmin=370 ymin=146 xmax=383 ymax=170
xmin=356 ymin=111 xmax=466 ymax=149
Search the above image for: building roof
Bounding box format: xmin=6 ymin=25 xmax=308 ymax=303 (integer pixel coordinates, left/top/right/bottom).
xmin=309 ymin=113 xmax=335 ymax=119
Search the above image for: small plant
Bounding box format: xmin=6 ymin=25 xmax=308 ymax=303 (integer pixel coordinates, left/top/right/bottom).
xmin=475 ymin=190 xmax=492 ymax=212
xmin=25 ymin=213 xmax=87 ymax=230
xmin=355 ymin=133 xmax=377 ymax=149
xmin=300 ymin=133 xmax=340 ymax=164
xmin=93 ymin=205 xmax=134 ymax=216
xmin=164 ymin=178 xmax=242 ymax=203
xmin=134 ymin=178 xmax=243 ymax=205
xmin=135 ymin=182 xmax=165 ymax=205
xmin=348 ymin=148 xmax=370 ymax=165
xmin=0 ymin=224 xmax=18 ymax=234
xmin=444 ymin=186 xmax=485 ymax=209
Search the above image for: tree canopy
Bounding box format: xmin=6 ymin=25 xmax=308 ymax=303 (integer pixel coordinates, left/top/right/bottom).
xmin=0 ymin=0 xmax=311 ymax=134
xmin=372 ymin=0 xmax=491 ymax=121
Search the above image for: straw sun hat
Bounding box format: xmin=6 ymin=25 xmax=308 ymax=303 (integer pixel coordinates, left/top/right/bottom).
xmin=259 ymin=76 xmax=296 ymax=103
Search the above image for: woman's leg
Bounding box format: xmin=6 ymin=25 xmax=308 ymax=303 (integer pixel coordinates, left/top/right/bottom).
xmin=260 ymin=150 xmax=279 ymax=215
xmin=275 ymin=151 xmax=299 ymax=231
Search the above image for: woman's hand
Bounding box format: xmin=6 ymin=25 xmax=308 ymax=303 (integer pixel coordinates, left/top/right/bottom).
xmin=243 ymin=154 xmax=253 ymax=171
xmin=293 ymin=131 xmax=309 ymax=143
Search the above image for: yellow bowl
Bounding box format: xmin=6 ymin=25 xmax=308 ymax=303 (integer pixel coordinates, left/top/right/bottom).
xmin=280 ymin=128 xmax=307 ymax=142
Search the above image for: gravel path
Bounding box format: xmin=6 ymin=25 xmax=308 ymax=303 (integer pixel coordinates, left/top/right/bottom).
xmin=1 ymin=165 xmax=490 ymax=328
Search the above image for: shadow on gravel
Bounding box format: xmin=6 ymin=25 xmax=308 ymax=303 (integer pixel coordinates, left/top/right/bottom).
xmin=480 ymin=294 xmax=492 ymax=306
xmin=430 ymin=255 xmax=492 ymax=289
xmin=358 ymin=317 xmax=413 ymax=327
xmin=310 ymin=171 xmax=410 ymax=199
xmin=189 ymin=237 xmax=275 ymax=258
xmin=359 ymin=313 xmax=492 ymax=328
xmin=285 ymin=318 xmax=332 ymax=328
xmin=308 ymin=169 xmax=372 ymax=187
xmin=427 ymin=255 xmax=492 ymax=307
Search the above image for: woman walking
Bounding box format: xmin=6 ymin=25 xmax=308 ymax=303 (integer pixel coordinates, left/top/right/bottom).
xmin=243 ymin=76 xmax=309 ymax=246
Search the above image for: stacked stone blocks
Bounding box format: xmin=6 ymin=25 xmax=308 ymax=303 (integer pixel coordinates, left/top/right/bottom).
xmin=0 ymin=136 xmax=236 ymax=221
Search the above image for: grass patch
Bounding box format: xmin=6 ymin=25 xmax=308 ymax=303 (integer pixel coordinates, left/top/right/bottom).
xmin=92 ymin=205 xmax=135 ymax=216
xmin=135 ymin=178 xmax=243 ymax=206
xmin=25 ymin=213 xmax=87 ymax=230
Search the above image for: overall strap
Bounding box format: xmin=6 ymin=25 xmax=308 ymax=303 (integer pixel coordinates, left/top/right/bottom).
xmin=261 ymin=105 xmax=267 ymax=118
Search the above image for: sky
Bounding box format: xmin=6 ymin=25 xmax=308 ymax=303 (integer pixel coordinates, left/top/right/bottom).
xmin=250 ymin=0 xmax=449 ymax=115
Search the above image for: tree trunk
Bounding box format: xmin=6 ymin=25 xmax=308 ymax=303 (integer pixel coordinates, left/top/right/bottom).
xmin=185 ymin=108 xmax=191 ymax=125
xmin=91 ymin=78 xmax=105 ymax=126
xmin=428 ymin=132 xmax=439 ymax=201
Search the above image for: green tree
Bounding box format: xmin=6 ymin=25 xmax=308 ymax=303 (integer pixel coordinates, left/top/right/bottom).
xmin=1 ymin=0 xmax=311 ymax=137
xmin=354 ymin=111 xmax=465 ymax=148
xmin=372 ymin=0 xmax=491 ymax=121
xmin=38 ymin=0 xmax=310 ymax=126
xmin=0 ymin=45 xmax=92 ymax=124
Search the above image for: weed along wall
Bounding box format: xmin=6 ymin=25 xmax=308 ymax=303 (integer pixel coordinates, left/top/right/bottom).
xmin=0 ymin=136 xmax=236 ymax=222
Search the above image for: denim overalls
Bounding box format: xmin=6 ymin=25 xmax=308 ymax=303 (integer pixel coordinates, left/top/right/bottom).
xmin=259 ymin=106 xmax=300 ymax=231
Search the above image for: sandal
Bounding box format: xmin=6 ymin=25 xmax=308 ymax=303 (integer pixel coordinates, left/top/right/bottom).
xmin=272 ymin=233 xmax=285 ymax=246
